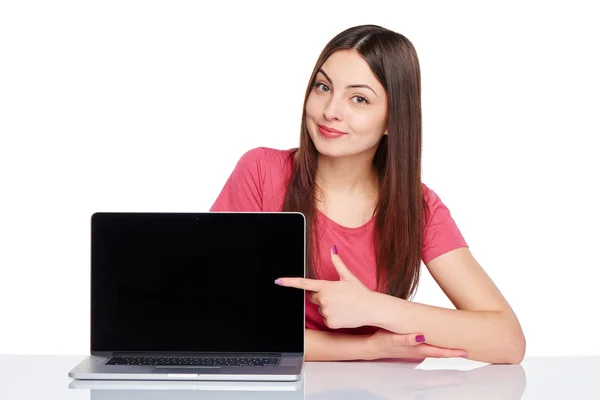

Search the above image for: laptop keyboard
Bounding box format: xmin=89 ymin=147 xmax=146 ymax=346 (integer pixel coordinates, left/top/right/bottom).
xmin=106 ymin=356 xmax=278 ymax=367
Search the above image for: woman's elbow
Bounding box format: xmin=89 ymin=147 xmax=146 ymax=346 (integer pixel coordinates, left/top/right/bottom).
xmin=504 ymin=318 xmax=526 ymax=364
xmin=511 ymin=332 xmax=526 ymax=364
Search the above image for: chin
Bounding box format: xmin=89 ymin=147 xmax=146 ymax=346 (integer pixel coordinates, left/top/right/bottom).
xmin=308 ymin=131 xmax=348 ymax=158
xmin=315 ymin=146 xmax=349 ymax=158
xmin=309 ymin=133 xmax=379 ymax=160
xmin=312 ymin=139 xmax=367 ymax=159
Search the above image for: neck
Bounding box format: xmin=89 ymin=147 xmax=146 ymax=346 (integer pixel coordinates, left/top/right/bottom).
xmin=315 ymin=152 xmax=379 ymax=197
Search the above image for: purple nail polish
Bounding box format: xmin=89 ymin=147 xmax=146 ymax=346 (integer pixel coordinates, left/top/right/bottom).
xmin=332 ymin=245 xmax=338 ymax=255
xmin=274 ymin=279 xmax=283 ymax=285
xmin=415 ymin=335 xmax=425 ymax=343
xmin=460 ymin=354 xmax=469 ymax=358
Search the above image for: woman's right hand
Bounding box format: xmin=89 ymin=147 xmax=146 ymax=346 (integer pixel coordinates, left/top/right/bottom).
xmin=365 ymin=329 xmax=468 ymax=360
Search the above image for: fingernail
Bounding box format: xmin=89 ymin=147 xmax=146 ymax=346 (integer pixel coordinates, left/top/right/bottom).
xmin=460 ymin=354 xmax=469 ymax=358
xmin=274 ymin=279 xmax=283 ymax=285
xmin=415 ymin=335 xmax=425 ymax=343
xmin=332 ymin=245 xmax=338 ymax=255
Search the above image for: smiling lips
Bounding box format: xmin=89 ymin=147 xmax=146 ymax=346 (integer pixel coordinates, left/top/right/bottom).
xmin=317 ymin=124 xmax=347 ymax=138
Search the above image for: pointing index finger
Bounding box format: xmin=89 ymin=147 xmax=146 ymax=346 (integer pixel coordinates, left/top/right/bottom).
xmin=275 ymin=277 xmax=323 ymax=292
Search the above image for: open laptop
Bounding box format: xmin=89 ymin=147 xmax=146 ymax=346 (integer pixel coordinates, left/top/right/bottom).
xmin=69 ymin=212 xmax=305 ymax=381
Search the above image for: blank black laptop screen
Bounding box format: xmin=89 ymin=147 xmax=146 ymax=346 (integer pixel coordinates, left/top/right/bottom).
xmin=91 ymin=212 xmax=305 ymax=354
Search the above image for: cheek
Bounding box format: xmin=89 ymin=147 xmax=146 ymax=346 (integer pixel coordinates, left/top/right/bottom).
xmin=305 ymin=94 xmax=321 ymax=119
xmin=350 ymin=112 xmax=385 ymax=135
xmin=355 ymin=110 xmax=387 ymax=135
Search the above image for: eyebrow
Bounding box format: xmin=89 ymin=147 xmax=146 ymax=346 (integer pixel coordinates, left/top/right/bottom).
xmin=317 ymin=69 xmax=378 ymax=97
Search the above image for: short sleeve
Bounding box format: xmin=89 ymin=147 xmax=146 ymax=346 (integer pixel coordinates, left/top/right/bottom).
xmin=421 ymin=184 xmax=468 ymax=264
xmin=209 ymin=148 xmax=266 ymax=212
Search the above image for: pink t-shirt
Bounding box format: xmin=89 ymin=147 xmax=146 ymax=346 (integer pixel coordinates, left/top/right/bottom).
xmin=210 ymin=147 xmax=468 ymax=335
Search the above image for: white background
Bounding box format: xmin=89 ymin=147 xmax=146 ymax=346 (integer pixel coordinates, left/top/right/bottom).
xmin=1 ymin=0 xmax=598 ymax=356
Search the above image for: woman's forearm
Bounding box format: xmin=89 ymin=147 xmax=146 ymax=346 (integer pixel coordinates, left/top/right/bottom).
xmin=368 ymin=293 xmax=526 ymax=364
xmin=305 ymin=328 xmax=371 ymax=361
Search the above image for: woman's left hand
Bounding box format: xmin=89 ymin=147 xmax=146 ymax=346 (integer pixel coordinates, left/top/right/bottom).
xmin=275 ymin=246 xmax=378 ymax=329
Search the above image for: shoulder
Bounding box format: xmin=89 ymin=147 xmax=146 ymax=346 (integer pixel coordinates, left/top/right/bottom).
xmin=235 ymin=146 xmax=296 ymax=173
xmin=421 ymin=182 xmax=454 ymax=224
xmin=420 ymin=182 xmax=468 ymax=263
xmin=421 ymin=182 xmax=443 ymax=214
xmin=233 ymin=146 xmax=297 ymax=211
xmin=210 ymin=147 xmax=292 ymax=212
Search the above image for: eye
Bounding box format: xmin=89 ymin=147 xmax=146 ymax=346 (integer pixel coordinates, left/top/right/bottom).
xmin=352 ymin=95 xmax=369 ymax=104
xmin=314 ymin=82 xmax=331 ymax=93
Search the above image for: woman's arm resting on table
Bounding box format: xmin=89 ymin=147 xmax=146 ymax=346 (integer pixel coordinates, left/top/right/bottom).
xmin=367 ymin=248 xmax=526 ymax=364
xmin=305 ymin=328 xmax=370 ymax=361
xmin=305 ymin=328 xmax=469 ymax=361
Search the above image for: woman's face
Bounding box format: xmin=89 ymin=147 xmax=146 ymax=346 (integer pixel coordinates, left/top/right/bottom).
xmin=305 ymin=49 xmax=388 ymax=159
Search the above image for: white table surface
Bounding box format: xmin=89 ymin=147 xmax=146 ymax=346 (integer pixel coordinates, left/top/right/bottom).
xmin=0 ymin=355 xmax=599 ymax=399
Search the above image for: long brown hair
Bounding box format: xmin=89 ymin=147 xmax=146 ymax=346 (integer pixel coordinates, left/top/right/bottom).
xmin=282 ymin=25 xmax=425 ymax=300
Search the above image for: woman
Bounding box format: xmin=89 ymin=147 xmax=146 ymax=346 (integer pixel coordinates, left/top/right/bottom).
xmin=210 ymin=25 xmax=525 ymax=364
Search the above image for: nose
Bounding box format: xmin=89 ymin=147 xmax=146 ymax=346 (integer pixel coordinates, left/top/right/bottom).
xmin=323 ymin=95 xmax=344 ymax=121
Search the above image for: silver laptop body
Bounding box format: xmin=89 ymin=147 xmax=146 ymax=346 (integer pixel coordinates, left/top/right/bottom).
xmin=69 ymin=212 xmax=305 ymax=381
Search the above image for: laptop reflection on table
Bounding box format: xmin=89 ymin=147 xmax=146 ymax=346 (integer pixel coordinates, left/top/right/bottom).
xmin=69 ymin=375 xmax=304 ymax=400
